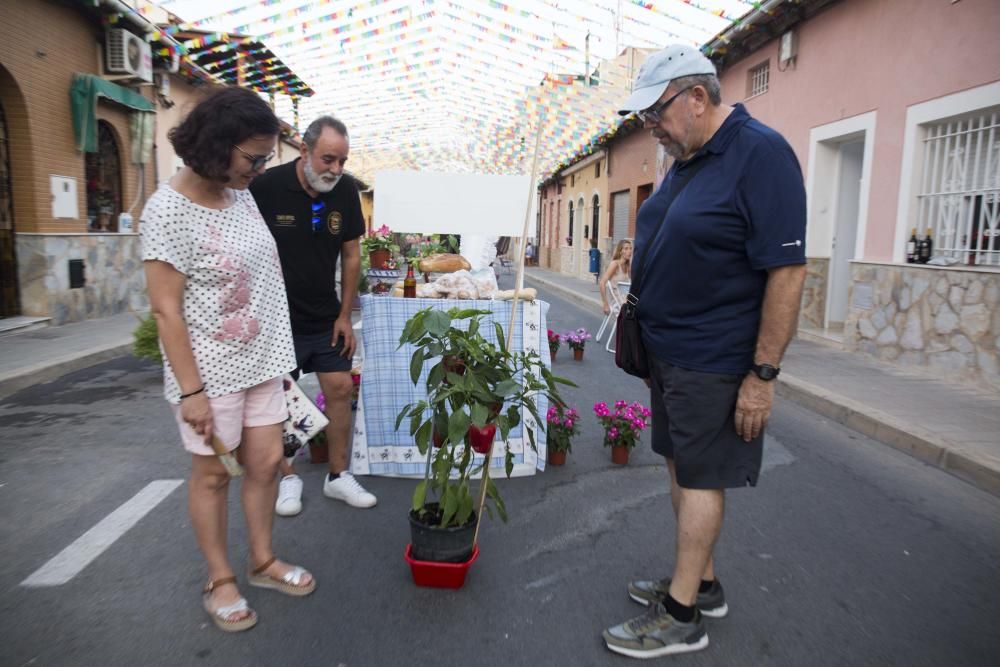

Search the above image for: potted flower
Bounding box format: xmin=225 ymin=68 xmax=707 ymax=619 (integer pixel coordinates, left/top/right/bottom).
xmin=396 ymin=306 xmax=571 ymax=586
xmin=594 ymin=400 xmax=651 ymax=465
xmin=563 ymin=327 xmax=592 ymax=361
xmin=545 ymin=404 xmax=579 ymax=466
xmin=361 ymin=224 xmax=400 ymax=269
xmin=547 ymin=329 xmax=561 ymax=362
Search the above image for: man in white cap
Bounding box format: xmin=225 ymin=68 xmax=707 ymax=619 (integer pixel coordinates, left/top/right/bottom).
xmin=602 ymin=44 xmax=806 ymax=659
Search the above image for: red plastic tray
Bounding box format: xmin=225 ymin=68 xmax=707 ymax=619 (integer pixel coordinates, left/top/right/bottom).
xmin=405 ymin=544 xmax=479 ymax=589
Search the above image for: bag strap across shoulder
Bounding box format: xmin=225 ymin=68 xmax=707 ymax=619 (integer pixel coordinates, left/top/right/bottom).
xmin=628 ymin=155 xmax=713 ymax=305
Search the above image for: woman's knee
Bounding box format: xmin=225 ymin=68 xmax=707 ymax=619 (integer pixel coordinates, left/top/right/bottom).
xmin=191 ymin=461 xmax=230 ymax=492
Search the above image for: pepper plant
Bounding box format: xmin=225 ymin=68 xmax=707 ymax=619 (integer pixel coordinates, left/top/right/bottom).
xmin=395 ymin=306 xmax=572 ymax=529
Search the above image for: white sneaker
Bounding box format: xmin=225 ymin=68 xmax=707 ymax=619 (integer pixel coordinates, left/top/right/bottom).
xmin=323 ymin=472 xmax=377 ymax=508
xmin=275 ymin=475 xmax=303 ymax=516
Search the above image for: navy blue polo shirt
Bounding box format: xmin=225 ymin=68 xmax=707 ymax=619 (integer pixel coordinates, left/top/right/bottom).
xmin=633 ymin=104 xmax=806 ymax=374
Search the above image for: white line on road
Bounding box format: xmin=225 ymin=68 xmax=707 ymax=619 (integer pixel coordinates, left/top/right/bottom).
xmin=20 ymin=479 xmax=184 ymax=587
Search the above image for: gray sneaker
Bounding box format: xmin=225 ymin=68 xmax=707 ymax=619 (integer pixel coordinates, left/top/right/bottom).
xmin=627 ymin=577 xmax=729 ymax=618
xmin=603 ymin=603 xmax=708 ymax=659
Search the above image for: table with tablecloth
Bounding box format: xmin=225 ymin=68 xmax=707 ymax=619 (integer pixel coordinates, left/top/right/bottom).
xmin=350 ymin=295 xmax=552 ymax=478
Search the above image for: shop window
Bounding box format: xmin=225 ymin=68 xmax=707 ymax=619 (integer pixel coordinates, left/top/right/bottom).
xmin=916 ymin=106 xmax=1000 ymax=266
xmin=85 ymin=121 xmax=123 ymax=232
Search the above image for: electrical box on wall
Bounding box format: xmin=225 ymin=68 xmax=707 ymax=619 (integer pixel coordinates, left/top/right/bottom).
xmin=50 ymin=176 xmax=78 ymax=219
xmin=779 ymin=30 xmax=797 ymax=65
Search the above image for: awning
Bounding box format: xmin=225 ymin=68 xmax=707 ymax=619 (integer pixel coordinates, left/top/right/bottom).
xmin=70 ymin=73 xmax=154 ymax=160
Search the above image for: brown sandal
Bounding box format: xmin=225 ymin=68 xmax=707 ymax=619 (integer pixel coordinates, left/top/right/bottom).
xmin=248 ymin=556 xmax=316 ymax=597
xmin=202 ymin=576 xmax=257 ymax=632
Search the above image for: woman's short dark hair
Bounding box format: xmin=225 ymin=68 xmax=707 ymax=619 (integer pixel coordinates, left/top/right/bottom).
xmin=168 ymin=87 xmax=280 ymax=182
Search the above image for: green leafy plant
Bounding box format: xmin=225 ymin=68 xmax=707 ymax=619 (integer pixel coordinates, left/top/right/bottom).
xmin=395 ymin=307 xmax=573 ymax=529
xmin=132 ymin=314 xmax=162 ymax=365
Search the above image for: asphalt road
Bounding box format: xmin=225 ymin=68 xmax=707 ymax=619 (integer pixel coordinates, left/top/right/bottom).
xmin=1 ymin=282 xmax=998 ymax=666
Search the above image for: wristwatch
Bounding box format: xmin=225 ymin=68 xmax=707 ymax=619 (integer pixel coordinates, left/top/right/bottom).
xmin=750 ymin=363 xmax=780 ymax=381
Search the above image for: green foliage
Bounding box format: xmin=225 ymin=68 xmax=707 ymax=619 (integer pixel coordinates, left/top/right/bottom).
xmin=132 ymin=315 xmax=162 ymax=365
xmin=396 ymin=306 xmax=574 ymax=529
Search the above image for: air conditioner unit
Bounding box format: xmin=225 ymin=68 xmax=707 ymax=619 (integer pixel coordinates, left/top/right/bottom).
xmin=105 ymin=28 xmax=153 ymax=83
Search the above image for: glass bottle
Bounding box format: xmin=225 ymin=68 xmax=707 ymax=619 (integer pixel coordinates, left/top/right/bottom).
xmin=403 ymin=262 xmax=417 ymax=298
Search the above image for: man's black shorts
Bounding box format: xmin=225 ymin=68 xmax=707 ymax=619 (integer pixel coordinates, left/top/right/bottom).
xmin=292 ymin=330 xmax=352 ymax=376
xmin=649 ymin=356 xmax=763 ymax=489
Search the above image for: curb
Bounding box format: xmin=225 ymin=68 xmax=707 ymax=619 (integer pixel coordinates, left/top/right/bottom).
xmin=526 ymin=270 xmax=1000 ymax=498
xmin=0 ymin=341 xmax=134 ymax=400
xmin=776 ymin=376 xmax=999 ymax=497
xmin=524 ymin=272 xmax=602 ymax=311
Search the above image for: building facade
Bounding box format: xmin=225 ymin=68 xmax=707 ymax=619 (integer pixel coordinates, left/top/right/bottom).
xmin=1 ymin=0 xmax=157 ymax=325
xmin=707 ymin=0 xmax=1000 ymax=389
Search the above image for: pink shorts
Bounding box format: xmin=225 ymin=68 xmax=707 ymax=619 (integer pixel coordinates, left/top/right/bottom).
xmin=171 ymin=377 xmax=287 ymax=456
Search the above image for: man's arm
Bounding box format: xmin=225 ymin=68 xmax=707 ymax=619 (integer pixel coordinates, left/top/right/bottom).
xmin=332 ymin=237 xmax=361 ymax=359
xmin=734 ymin=263 xmax=806 ymax=442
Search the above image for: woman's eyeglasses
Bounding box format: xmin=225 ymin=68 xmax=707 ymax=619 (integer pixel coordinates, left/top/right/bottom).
xmin=311 ymin=200 xmax=326 ymax=233
xmin=232 ymin=144 xmax=275 ymax=171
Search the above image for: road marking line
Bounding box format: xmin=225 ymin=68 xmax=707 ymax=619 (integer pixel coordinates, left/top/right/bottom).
xmin=20 ymin=479 xmax=184 ymax=587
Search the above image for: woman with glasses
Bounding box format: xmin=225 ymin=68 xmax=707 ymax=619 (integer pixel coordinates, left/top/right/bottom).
xmin=140 ymin=87 xmax=315 ymax=633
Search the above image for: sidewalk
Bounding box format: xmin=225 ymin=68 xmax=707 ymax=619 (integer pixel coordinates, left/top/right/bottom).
xmin=523 ymin=266 xmax=1000 ymax=497
xmin=0 ymin=311 xmax=138 ymax=399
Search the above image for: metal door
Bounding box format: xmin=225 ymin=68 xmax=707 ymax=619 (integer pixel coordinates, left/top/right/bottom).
xmin=612 ymin=190 xmax=630 ymax=247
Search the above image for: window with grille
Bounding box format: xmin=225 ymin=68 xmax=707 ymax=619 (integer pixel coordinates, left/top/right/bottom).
xmin=915 ymin=107 xmax=1000 ymax=267
xmin=747 ymin=60 xmax=769 ymax=98
xmin=595 ymin=161 xmax=601 ymax=178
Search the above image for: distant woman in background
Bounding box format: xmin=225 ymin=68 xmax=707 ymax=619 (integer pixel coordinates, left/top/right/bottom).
xmin=599 ymin=239 xmax=633 ymax=314
xmin=140 ymin=87 xmax=315 ymax=633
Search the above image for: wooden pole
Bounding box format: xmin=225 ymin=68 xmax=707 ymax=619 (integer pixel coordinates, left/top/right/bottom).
xmin=474 ymin=113 xmax=545 ymax=546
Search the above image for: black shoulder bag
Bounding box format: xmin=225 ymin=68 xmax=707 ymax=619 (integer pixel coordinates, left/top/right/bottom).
xmin=615 ymin=157 xmax=711 ymax=379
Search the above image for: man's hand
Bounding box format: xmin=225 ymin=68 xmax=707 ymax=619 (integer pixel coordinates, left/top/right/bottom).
xmin=181 ymin=393 xmax=214 ymax=442
xmin=332 ymin=316 xmax=356 ymax=359
xmin=734 ymin=374 xmax=774 ymax=442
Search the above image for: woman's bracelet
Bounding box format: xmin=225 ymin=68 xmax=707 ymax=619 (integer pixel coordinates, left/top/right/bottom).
xmin=179 ymin=385 xmax=205 ymax=400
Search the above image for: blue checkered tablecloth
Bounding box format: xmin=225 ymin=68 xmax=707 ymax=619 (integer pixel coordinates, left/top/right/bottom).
xmin=351 ymin=295 xmax=550 ymax=478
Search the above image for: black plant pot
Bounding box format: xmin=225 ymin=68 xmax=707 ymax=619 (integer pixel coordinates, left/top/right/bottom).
xmin=409 ymin=504 xmax=477 ymax=563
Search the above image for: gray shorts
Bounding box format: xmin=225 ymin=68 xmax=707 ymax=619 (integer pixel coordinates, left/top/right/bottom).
xmin=649 ymin=356 xmax=763 ymax=489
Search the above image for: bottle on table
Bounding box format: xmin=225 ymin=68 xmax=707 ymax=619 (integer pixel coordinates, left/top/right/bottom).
xmin=403 ymin=262 xmax=417 ymax=298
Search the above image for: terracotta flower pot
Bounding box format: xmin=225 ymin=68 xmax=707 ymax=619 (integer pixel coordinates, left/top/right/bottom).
xmin=548 ymin=449 xmax=567 ymax=466
xmin=550 ymin=348 xmax=558 ymax=363
xmin=369 ymin=249 xmax=391 ymax=270
xmin=309 ymin=439 xmax=329 ymax=464
xmin=611 ymin=445 xmax=629 ymax=465
xmin=573 ymin=348 xmax=584 ymax=361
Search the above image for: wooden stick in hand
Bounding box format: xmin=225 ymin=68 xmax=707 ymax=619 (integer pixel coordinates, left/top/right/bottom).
xmin=210 ymin=435 xmax=244 ymax=477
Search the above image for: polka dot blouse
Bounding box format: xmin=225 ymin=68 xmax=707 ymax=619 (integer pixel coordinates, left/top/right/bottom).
xmin=140 ymin=184 xmax=297 ymax=403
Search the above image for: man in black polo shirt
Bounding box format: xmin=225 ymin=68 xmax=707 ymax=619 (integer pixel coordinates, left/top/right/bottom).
xmin=250 ymin=116 xmax=376 ymax=513
xmin=602 ymin=46 xmax=807 ymax=659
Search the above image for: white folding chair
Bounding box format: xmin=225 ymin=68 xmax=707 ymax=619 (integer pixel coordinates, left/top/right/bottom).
xmin=596 ymin=281 xmax=623 ymax=351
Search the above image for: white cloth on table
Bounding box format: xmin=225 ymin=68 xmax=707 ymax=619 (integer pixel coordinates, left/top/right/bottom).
xmin=351 ymin=296 xmax=551 ymax=477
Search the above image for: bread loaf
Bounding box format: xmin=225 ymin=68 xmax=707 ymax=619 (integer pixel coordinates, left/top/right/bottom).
xmin=419 ymin=253 xmax=471 ymax=273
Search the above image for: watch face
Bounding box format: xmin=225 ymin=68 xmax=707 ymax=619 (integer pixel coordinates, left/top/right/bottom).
xmin=754 ymin=364 xmax=779 ymax=380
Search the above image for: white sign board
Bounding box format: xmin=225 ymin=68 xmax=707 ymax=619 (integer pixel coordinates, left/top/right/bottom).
xmin=374 ymin=170 xmax=530 ymax=236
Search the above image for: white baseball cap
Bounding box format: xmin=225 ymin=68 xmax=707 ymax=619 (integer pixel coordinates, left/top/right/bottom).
xmin=618 ymin=44 xmax=717 ymax=116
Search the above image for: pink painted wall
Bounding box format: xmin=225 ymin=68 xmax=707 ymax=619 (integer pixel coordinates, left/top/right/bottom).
xmin=607 ymin=129 xmax=658 ymax=237
xmin=715 ymin=0 xmax=1000 ymax=261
